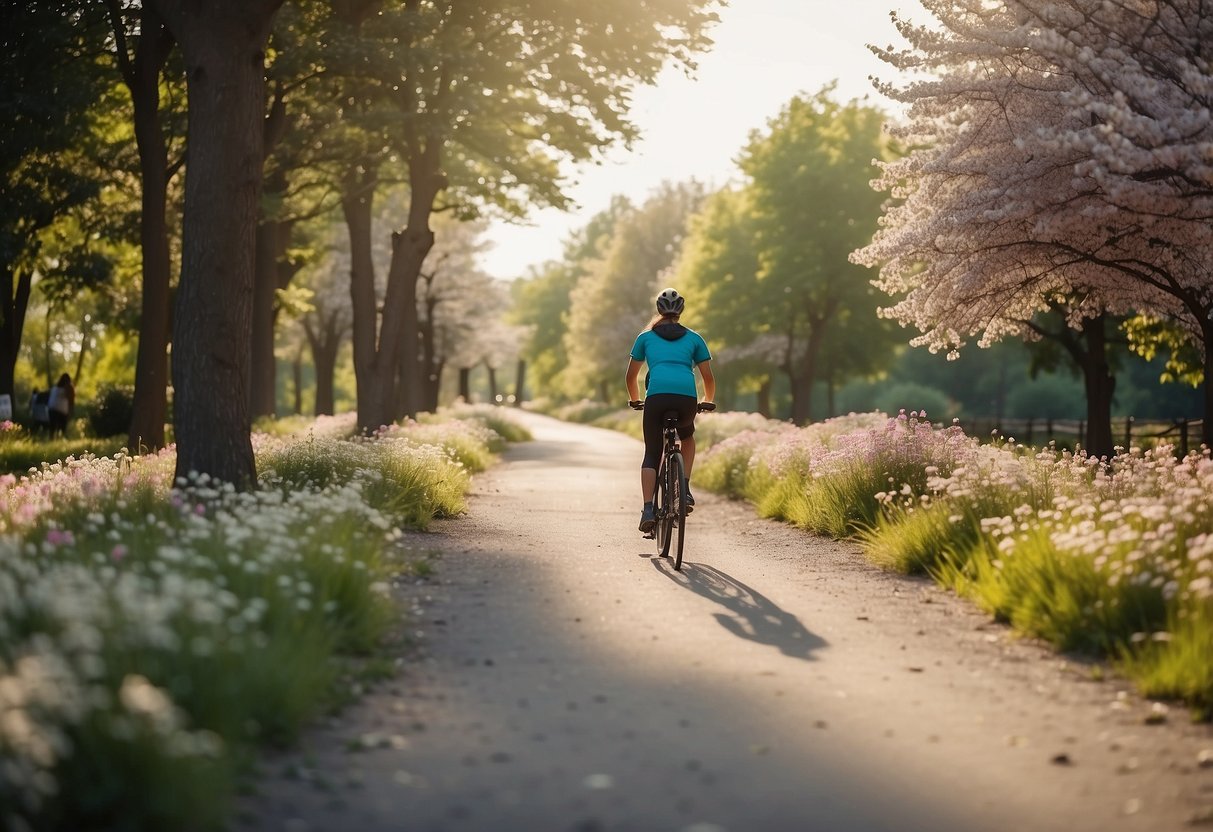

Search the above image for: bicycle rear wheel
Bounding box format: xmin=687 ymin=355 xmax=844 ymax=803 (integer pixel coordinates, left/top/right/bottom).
xmin=655 ymin=459 xmax=673 ymax=558
xmin=669 ymin=452 xmax=687 ymax=570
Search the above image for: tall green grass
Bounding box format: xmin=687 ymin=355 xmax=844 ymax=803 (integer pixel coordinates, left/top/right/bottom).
xmin=0 ymin=435 xmax=126 ymax=474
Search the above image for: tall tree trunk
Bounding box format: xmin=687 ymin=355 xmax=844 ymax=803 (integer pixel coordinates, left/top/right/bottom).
xmin=341 ymin=164 xmax=381 ymax=430
xmin=514 ymin=359 xmax=526 ymax=406
xmin=357 ymin=153 xmax=443 ymax=431
xmin=391 ymin=325 xmax=408 ymax=421
xmin=826 ymin=375 xmax=836 ymax=419
xmin=304 ymin=314 xmax=340 ymax=417
xmin=153 ymin=0 xmax=283 ymax=486
xmin=1078 ymin=316 xmax=1115 ymax=459
xmin=788 ymin=373 xmax=813 ymax=425
xmin=248 ymin=52 xmax=291 ymax=421
xmin=291 ymin=347 xmax=303 ymax=415
xmin=415 ymin=293 xmax=439 ymax=414
xmin=1202 ymin=323 xmax=1213 ymax=451
xmin=381 ymin=226 xmax=429 ymax=423
xmin=423 ymin=362 xmax=443 ymax=412
xmin=0 ymin=268 xmax=32 ymax=403
xmin=73 ymin=314 xmax=91 ymax=386
xmin=313 ymin=338 xmax=338 ymax=417
xmin=788 ymin=325 xmax=826 ymax=425
xmin=756 ymin=376 xmax=772 ymax=418
xmin=250 ymin=173 xmax=290 ymax=419
xmin=458 ymin=367 xmax=471 ymax=402
xmin=488 ymin=365 xmax=499 ymax=404
xmin=124 ymin=6 xmax=175 ymax=452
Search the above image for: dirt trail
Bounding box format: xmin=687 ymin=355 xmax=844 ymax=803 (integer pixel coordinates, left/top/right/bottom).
xmin=244 ymin=412 xmax=1213 ymax=832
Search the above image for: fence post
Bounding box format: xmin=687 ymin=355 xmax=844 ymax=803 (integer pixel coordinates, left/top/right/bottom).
xmin=1124 ymin=416 xmax=1133 ymax=449
xmin=1180 ymin=419 xmax=1190 ymax=457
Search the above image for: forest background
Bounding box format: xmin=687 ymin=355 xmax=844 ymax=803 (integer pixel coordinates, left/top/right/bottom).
xmin=3 ymin=0 xmax=1208 ymax=477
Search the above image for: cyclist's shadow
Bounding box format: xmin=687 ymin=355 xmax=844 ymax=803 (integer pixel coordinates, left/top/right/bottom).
xmin=652 ymin=559 xmax=826 ymax=660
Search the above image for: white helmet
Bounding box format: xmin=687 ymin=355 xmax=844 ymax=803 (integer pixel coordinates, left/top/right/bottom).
xmin=655 ymin=287 xmax=685 ymax=315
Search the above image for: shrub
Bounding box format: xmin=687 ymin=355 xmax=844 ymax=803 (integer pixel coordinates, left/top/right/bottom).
xmin=88 ymin=384 xmax=136 ymax=439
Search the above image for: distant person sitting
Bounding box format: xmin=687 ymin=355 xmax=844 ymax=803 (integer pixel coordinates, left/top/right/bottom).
xmin=29 ymin=389 xmax=50 ymax=432
xmin=47 ymin=373 xmax=75 ymax=437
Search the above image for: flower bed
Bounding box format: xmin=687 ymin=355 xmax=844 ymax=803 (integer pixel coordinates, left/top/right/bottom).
xmin=695 ymin=410 xmax=1213 ymax=716
xmin=0 ymin=407 xmax=529 ymax=831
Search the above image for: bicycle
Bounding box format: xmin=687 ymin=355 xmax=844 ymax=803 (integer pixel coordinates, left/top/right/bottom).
xmin=631 ymin=400 xmax=715 ymax=570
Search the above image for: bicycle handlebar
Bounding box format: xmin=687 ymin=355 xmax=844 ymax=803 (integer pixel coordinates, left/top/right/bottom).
xmin=628 ymin=401 xmax=717 ymax=412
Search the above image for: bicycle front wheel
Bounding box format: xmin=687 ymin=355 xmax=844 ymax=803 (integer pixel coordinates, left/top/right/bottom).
xmin=656 ymin=459 xmax=673 ymax=559
xmin=670 ymin=452 xmax=687 ymax=570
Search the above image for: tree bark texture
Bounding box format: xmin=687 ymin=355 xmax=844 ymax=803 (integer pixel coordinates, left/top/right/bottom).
xmin=417 ymin=290 xmax=440 ymax=413
xmin=427 ymin=361 xmax=444 ymax=411
xmin=304 ymin=313 xmax=341 ymax=417
xmin=1202 ymin=323 xmax=1213 ymax=450
xmin=0 ymin=268 xmax=32 ymax=403
xmin=250 ymin=211 xmax=293 ymax=419
xmin=756 ymin=377 xmax=772 ymax=418
xmin=380 ymin=225 xmax=430 ymax=423
xmin=458 ymin=367 xmax=471 ymax=403
xmin=788 ymin=324 xmax=826 ymax=426
xmin=291 ymin=349 xmax=303 ymax=415
xmin=124 ymin=7 xmax=175 ymax=452
xmin=341 ymin=165 xmax=381 ymax=430
xmin=1078 ymin=316 xmax=1115 ymax=459
xmin=514 ymin=359 xmax=526 ymax=406
xmin=352 ymin=154 xmax=442 ymax=432
xmin=153 ymin=0 xmax=283 ymax=486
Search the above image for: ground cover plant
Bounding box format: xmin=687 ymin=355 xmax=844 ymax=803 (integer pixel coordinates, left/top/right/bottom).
xmin=0 ymin=407 xmax=529 ymax=831
xmin=0 ymin=418 xmax=126 ymax=476
xmin=561 ymin=404 xmax=1213 ymax=716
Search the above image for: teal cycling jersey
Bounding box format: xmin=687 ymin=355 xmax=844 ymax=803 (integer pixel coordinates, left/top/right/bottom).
xmin=630 ymin=324 xmax=711 ymax=398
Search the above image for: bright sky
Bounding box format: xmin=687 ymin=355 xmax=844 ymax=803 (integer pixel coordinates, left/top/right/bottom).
xmin=480 ymin=0 xmax=916 ymax=279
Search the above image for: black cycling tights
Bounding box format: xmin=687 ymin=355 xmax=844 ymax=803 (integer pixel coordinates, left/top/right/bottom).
xmin=641 ymin=393 xmax=698 ymax=470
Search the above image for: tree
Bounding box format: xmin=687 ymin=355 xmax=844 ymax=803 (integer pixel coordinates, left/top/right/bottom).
xmin=250 ymin=1 xmax=345 ymax=420
xmin=320 ymin=0 xmax=720 ymax=431
xmin=0 ymin=1 xmax=109 ymax=407
xmin=854 ymin=0 xmax=1213 ymax=451
xmin=149 ymin=0 xmax=285 ymax=486
xmin=564 ymin=182 xmax=706 ymax=401
xmin=512 ymin=195 xmax=632 ymax=400
xmin=676 ymin=187 xmax=777 ymax=411
xmin=98 ymin=0 xmax=185 ymax=451
xmin=297 ymin=224 xmax=353 ymax=417
xmin=414 ymin=217 xmax=495 ymax=411
xmin=736 ymin=89 xmax=896 ymax=424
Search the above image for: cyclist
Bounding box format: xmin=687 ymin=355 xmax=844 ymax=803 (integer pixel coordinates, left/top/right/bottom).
xmin=625 ymin=287 xmax=715 ymax=534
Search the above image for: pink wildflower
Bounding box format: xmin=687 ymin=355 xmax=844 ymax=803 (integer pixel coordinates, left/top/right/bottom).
xmin=45 ymin=528 xmax=75 ymax=547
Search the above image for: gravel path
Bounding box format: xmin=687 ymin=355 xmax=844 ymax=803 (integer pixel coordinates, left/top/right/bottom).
xmin=243 ymin=412 xmax=1213 ymax=832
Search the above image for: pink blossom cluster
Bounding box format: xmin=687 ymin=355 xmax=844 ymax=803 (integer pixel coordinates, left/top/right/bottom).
xmin=0 ymin=449 xmax=177 ymax=535
xmin=902 ymin=433 xmax=1213 ymax=625
xmin=852 ymin=0 xmax=1213 ymax=368
xmin=814 ymin=411 xmax=972 ymax=486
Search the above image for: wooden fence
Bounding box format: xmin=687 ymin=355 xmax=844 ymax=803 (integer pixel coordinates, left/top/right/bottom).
xmin=957 ymin=416 xmax=1205 ymax=455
